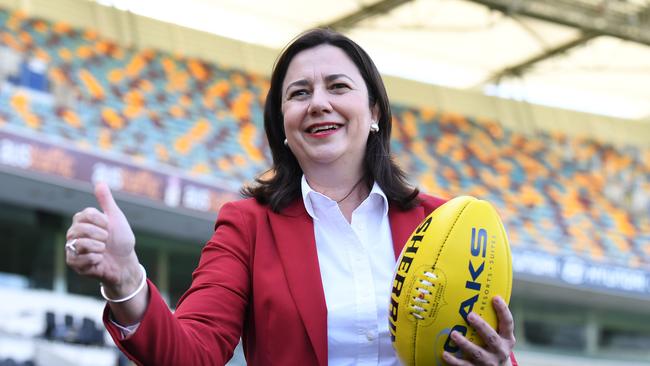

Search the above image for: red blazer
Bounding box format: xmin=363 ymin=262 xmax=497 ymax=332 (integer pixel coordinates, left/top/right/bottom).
xmin=104 ymin=194 xmax=517 ymax=366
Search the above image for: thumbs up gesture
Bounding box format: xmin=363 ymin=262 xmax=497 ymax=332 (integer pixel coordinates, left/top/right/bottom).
xmin=66 ymin=183 xmax=141 ymax=295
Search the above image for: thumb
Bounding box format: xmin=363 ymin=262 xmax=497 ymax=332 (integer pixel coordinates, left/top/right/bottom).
xmin=94 ymin=182 xmax=121 ymax=216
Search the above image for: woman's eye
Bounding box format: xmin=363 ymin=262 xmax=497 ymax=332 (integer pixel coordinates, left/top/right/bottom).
xmin=288 ymin=89 xmax=309 ymax=99
xmin=331 ymin=83 xmax=349 ymax=90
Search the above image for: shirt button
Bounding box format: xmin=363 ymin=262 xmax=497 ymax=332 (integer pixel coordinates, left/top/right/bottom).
xmin=366 ymin=330 xmax=376 ymax=341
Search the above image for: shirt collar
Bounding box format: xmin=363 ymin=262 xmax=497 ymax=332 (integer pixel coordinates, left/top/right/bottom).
xmin=301 ymin=175 xmax=389 ymax=221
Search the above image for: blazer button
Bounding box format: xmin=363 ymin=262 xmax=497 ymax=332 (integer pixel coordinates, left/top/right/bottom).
xmin=365 ymin=330 xmax=376 ymax=341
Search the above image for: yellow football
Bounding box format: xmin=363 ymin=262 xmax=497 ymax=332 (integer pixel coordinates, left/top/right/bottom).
xmin=389 ymin=196 xmax=512 ymax=366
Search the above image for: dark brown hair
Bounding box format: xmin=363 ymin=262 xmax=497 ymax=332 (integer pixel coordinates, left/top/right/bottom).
xmin=242 ymin=28 xmax=419 ymax=211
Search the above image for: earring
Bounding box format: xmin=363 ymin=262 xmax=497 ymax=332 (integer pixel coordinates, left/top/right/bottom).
xmin=283 ymin=138 xmax=288 ymax=146
xmin=370 ymin=122 xmax=379 ymax=133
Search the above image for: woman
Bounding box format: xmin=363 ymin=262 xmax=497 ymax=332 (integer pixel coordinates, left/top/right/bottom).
xmin=65 ymin=29 xmax=517 ymax=365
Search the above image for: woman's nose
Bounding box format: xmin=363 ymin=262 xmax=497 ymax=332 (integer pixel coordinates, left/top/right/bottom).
xmin=307 ymin=88 xmax=332 ymax=116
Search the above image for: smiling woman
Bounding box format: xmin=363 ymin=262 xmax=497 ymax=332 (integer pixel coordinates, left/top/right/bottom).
xmin=280 ymin=45 xmax=377 ymax=207
xmin=244 ymin=29 xmax=419 ymax=215
xmin=64 ymin=28 xmax=517 ymax=366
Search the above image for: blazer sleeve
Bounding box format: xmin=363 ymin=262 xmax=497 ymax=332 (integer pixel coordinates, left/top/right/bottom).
xmin=103 ymin=201 xmax=252 ymax=366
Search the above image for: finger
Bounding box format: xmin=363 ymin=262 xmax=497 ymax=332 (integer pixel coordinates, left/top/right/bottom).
xmin=442 ymin=352 xmax=468 ymax=366
xmin=76 ymin=253 xmax=104 ymax=274
xmin=493 ymin=296 xmax=515 ymax=341
xmin=442 ymin=350 xmax=472 ymax=366
xmin=450 ymin=330 xmax=491 ymax=365
xmin=467 ymin=312 xmax=508 ymax=360
xmin=74 ymin=207 xmax=109 ymax=229
xmin=71 ymin=238 xmax=106 ymax=255
xmin=72 ymin=211 xmax=82 ymax=224
xmin=66 ymin=252 xmax=104 ymax=274
xmin=95 ymin=183 xmax=120 ymax=216
xmin=66 ymin=223 xmax=109 ymax=242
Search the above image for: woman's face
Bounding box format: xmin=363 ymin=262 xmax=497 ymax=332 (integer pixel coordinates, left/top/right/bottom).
xmin=281 ymin=44 xmax=377 ymax=175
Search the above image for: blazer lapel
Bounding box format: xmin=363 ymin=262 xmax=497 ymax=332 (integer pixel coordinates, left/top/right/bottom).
xmin=269 ymin=200 xmax=327 ymax=366
xmin=388 ymin=202 xmax=425 ymax=259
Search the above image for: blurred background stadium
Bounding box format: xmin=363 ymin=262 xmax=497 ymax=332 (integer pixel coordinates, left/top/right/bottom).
xmin=0 ymin=0 xmax=648 ymax=365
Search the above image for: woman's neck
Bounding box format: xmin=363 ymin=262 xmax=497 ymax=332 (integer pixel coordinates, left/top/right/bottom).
xmin=304 ymin=169 xmax=370 ymax=223
xmin=304 ymin=168 xmax=363 ymax=199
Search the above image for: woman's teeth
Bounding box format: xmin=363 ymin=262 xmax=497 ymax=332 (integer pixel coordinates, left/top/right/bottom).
xmin=308 ymin=124 xmax=340 ymax=133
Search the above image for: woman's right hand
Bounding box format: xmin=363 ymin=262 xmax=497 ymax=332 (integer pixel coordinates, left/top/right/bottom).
xmin=65 ymin=183 xmax=144 ymax=305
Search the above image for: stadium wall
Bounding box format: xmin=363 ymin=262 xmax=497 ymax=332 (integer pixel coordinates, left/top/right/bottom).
xmin=0 ymin=0 xmax=648 ymax=148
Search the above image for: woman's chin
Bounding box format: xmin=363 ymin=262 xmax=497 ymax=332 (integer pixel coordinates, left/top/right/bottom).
xmin=300 ymin=149 xmax=347 ymax=167
xmin=295 ymin=141 xmax=365 ymax=169
xmin=304 ymin=154 xmax=342 ymax=166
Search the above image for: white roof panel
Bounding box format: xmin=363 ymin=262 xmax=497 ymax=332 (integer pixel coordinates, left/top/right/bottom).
xmin=94 ymin=0 xmax=650 ymax=119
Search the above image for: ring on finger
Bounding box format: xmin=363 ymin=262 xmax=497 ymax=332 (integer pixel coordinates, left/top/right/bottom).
xmin=65 ymin=238 xmax=78 ymax=255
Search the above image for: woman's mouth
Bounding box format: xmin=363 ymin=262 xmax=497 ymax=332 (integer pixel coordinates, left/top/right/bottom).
xmin=306 ymin=123 xmax=343 ymax=136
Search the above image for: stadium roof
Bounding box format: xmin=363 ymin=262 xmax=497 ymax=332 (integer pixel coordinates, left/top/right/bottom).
xmin=98 ymin=0 xmax=650 ymax=121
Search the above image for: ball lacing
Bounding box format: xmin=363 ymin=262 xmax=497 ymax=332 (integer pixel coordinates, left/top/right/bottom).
xmin=410 ymin=271 xmax=437 ymax=320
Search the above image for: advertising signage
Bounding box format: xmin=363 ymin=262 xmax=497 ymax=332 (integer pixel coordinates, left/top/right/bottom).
xmin=0 ymin=128 xmax=239 ymax=214
xmin=512 ymin=248 xmax=650 ymax=297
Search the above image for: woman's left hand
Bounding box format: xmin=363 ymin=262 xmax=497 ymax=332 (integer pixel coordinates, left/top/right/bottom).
xmin=442 ymin=296 xmax=516 ymax=366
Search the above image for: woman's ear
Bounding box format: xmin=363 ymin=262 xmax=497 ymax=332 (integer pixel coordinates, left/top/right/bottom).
xmin=371 ymin=103 xmax=380 ymax=125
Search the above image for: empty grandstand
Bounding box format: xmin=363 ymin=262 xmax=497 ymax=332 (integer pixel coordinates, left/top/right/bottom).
xmin=0 ymin=1 xmax=649 ymax=365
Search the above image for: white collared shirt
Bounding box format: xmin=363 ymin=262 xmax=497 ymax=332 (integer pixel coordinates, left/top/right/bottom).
xmin=301 ymin=176 xmax=399 ymax=366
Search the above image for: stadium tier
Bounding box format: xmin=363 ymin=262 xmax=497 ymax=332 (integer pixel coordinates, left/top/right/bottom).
xmin=0 ymin=8 xmax=270 ymax=183
xmin=389 ymin=105 xmax=650 ymax=270
xmin=1 ymin=7 xmax=647 ymax=272
xmin=2 ymin=4 xmax=650 ymax=365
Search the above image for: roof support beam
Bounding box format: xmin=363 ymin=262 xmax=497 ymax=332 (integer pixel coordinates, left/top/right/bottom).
xmin=483 ymin=32 xmax=598 ymax=85
xmin=464 ymin=0 xmax=650 ymax=47
xmin=321 ymin=0 xmax=413 ymax=31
